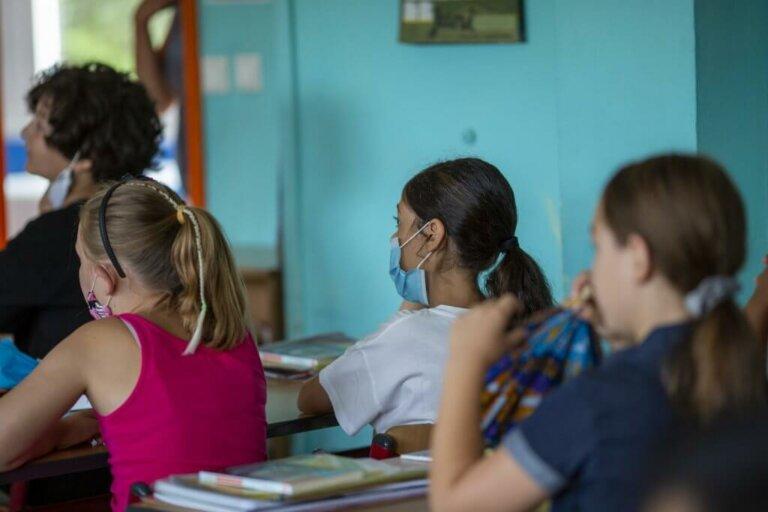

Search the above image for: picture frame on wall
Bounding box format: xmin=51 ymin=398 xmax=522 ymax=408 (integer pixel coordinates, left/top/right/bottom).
xmin=400 ymin=0 xmax=524 ymax=44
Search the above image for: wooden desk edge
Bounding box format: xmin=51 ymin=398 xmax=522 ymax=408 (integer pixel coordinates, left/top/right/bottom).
xmin=127 ymin=493 xmax=429 ymax=512
xmin=266 ymin=412 xmax=337 ymax=438
xmin=0 ymin=447 xmax=109 ymax=485
xmin=0 ymin=413 xmax=338 ymax=485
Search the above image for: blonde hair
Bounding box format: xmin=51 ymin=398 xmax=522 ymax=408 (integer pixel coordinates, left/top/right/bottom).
xmin=79 ymin=179 xmax=250 ymax=352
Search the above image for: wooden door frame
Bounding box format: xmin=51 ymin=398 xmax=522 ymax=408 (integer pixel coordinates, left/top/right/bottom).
xmin=180 ymin=0 xmax=206 ymax=207
xmin=0 ymin=8 xmax=6 ymax=249
xmin=0 ymin=83 xmax=6 ymax=250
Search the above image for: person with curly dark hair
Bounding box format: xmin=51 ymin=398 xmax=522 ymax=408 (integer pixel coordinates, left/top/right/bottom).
xmin=0 ymin=62 xmax=162 ymax=359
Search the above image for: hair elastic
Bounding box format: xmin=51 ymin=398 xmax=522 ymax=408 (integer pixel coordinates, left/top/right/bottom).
xmin=501 ymin=235 xmax=519 ymax=252
xmin=684 ymin=276 xmax=740 ymax=318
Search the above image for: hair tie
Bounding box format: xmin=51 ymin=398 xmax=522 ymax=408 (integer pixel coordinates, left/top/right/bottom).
xmin=176 ymin=206 xmax=186 ymax=225
xmin=684 ymin=276 xmax=740 ymax=318
xmin=501 ymin=236 xmax=519 ymax=252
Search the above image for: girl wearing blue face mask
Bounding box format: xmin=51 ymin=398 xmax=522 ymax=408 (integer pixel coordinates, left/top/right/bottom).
xmin=298 ymin=158 xmax=554 ymax=444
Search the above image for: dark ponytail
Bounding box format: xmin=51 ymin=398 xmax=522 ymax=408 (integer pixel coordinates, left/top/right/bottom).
xmin=404 ymin=158 xmax=553 ymax=318
xmin=486 ymin=245 xmax=554 ymax=318
xmin=603 ymin=154 xmax=767 ymax=426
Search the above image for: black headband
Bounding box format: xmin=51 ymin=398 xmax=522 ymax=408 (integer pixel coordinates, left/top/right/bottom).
xmin=98 ymin=174 xmax=153 ymax=279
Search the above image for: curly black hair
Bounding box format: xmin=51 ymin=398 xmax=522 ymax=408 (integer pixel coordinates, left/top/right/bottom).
xmin=26 ymin=62 xmax=162 ymax=182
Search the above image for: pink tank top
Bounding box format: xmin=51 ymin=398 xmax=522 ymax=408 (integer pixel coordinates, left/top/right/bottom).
xmin=96 ymin=314 xmax=267 ymax=511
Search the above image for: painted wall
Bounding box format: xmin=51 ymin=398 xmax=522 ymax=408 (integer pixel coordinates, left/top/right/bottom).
xmin=553 ymin=0 xmax=699 ymax=284
xmin=198 ymin=0 xmax=767 ymax=452
xmin=695 ymin=0 xmax=768 ymax=295
xmin=199 ymin=0 xmax=294 ymax=250
xmin=282 ymin=0 xmax=700 ymax=452
xmin=286 ymin=0 xmax=700 ymax=338
xmin=289 ymin=0 xmax=564 ymax=339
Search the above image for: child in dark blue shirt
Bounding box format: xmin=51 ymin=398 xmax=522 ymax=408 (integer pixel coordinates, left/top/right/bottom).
xmin=430 ymin=154 xmax=767 ymax=512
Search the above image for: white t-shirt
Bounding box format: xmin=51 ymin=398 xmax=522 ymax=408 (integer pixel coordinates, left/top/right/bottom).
xmin=319 ymin=305 xmax=467 ymax=436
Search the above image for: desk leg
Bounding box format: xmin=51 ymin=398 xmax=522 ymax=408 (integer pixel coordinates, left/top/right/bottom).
xmin=9 ymin=481 xmax=27 ymax=512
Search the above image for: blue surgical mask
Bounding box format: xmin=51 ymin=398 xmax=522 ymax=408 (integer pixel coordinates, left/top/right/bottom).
xmin=389 ymin=224 xmax=433 ymax=305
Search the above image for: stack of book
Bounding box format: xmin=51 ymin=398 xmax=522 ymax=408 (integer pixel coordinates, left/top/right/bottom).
xmin=150 ymin=454 xmax=429 ymax=511
xmin=259 ymin=333 xmax=355 ymax=379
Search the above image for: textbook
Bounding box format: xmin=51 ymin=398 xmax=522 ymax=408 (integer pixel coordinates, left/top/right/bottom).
xmin=258 ymin=333 xmax=354 ymax=372
xmin=198 ymin=454 xmax=428 ymax=498
xmin=155 ymin=476 xmax=275 ymax=511
xmin=152 ymin=475 xmax=428 ymax=512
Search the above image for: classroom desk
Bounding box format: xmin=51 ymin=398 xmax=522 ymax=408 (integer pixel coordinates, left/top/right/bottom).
xmin=128 ymin=495 xmax=429 ymax=511
xmin=0 ymin=378 xmax=337 ymax=486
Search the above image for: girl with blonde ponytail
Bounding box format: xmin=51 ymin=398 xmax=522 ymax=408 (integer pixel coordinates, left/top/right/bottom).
xmin=431 ymin=155 xmax=767 ymax=512
xmin=0 ymin=177 xmax=267 ymax=511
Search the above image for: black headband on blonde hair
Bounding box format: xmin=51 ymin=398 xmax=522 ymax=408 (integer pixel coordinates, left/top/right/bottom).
xmin=97 ymin=174 xmax=208 ymax=355
xmin=97 ymin=175 xmax=146 ymax=278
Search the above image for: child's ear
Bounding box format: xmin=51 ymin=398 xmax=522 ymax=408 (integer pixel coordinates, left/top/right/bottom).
xmin=423 ymin=219 xmax=447 ymax=253
xmin=626 ymin=233 xmax=653 ymax=283
xmin=96 ymin=264 xmax=119 ymax=296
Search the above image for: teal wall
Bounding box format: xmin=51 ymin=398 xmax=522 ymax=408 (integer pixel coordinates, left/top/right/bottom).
xmin=199 ymin=0 xmax=768 ymax=452
xmin=553 ymin=0 xmax=699 ymax=284
xmin=286 ymin=0 xmax=699 ymax=338
xmin=199 ymin=0 xmax=294 ymax=249
xmin=289 ymin=0 xmax=564 ymax=338
xmin=695 ymin=0 xmax=768 ymax=296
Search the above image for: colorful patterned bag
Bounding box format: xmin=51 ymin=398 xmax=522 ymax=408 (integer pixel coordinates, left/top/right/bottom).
xmin=480 ymin=308 xmax=601 ymax=447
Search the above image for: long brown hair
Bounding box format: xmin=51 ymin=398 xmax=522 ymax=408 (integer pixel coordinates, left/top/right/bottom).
xmin=79 ymin=180 xmax=250 ymax=350
xmin=602 ymin=154 xmax=766 ymax=424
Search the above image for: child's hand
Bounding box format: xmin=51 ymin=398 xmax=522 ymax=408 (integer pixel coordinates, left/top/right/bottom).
xmin=746 ymin=255 xmax=768 ymax=343
xmin=570 ymin=271 xmax=600 ymax=324
xmin=449 ymin=295 xmax=527 ymax=369
xmin=57 ymin=410 xmax=100 ymax=450
xmin=748 ymin=255 xmax=768 ymax=309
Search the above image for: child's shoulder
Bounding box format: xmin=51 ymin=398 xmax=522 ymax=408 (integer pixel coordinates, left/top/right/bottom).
xmin=65 ymin=317 xmax=137 ymax=352
xmin=356 ymin=307 xmax=457 ymax=349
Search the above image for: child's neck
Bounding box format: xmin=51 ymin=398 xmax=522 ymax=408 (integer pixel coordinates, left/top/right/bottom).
xmin=111 ymin=292 xmax=190 ymax=340
xmin=427 ymin=269 xmax=483 ymax=309
xmin=64 ymin=172 xmax=99 ymax=207
xmin=631 ymin=284 xmax=691 ymax=343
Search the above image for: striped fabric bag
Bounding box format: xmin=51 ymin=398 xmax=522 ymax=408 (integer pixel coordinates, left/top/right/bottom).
xmin=480 ymin=308 xmax=601 ymax=447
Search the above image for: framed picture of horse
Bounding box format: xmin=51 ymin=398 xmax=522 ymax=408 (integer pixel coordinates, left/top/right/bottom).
xmin=400 ymin=0 xmax=524 ymax=44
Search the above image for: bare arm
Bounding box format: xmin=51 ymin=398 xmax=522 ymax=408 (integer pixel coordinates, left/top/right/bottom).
xmin=0 ymin=334 xmax=98 ymax=470
xmin=297 ymin=376 xmax=333 ymax=415
xmin=134 ymin=0 xmax=177 ymax=113
xmin=430 ymin=296 xmax=548 ymax=512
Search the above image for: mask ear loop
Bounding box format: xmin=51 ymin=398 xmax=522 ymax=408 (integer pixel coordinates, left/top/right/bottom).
xmin=405 ymin=222 xmax=435 ymax=270
xmin=399 ymin=222 xmax=431 ymax=249
xmin=89 ymin=276 xmax=113 ymax=308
